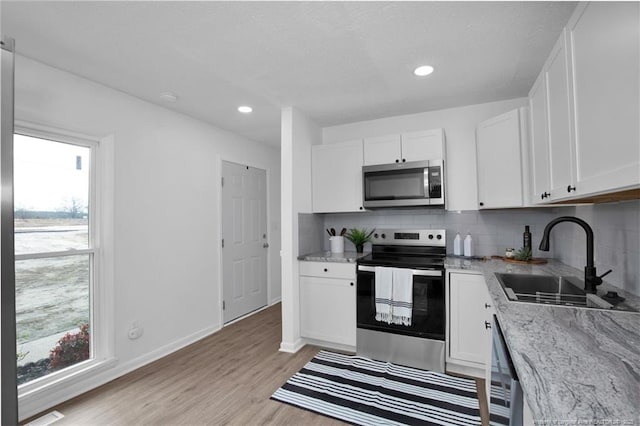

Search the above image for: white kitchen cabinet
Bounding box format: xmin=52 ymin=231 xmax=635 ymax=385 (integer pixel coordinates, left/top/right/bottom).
xmin=311 ymin=140 xmax=365 ymax=213
xmin=363 ymin=129 xmax=444 ymax=166
xmin=567 ymin=2 xmax=640 ymax=197
xmin=299 ymin=261 xmax=356 ymax=347
xmin=447 ymin=271 xmax=494 ymax=376
xmin=528 ymin=3 xmax=640 ymax=203
xmin=363 ymin=134 xmax=401 ymax=165
xmin=528 ymin=71 xmax=551 ymax=204
xmin=476 ymin=108 xmax=528 ymax=209
xmin=545 ymin=29 xmax=575 ymax=201
xmin=401 ymin=129 xmax=445 ymax=162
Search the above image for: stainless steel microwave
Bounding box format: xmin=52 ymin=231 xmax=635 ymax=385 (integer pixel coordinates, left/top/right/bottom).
xmin=362 ymin=160 xmax=444 ymax=208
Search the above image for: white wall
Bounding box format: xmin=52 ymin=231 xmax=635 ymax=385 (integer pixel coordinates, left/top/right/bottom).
xmin=14 ymin=55 xmax=281 ymax=418
xmin=279 ymin=107 xmax=320 ymax=352
xmin=323 ymin=98 xmax=528 ymax=211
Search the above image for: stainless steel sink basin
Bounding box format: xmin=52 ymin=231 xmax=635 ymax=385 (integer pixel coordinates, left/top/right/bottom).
xmin=496 ymin=273 xmax=585 ymax=297
xmin=495 ymin=273 xmax=637 ymax=312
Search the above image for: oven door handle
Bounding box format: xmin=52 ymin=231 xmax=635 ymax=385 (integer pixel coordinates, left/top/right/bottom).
xmin=357 ymin=265 xmax=442 ymax=277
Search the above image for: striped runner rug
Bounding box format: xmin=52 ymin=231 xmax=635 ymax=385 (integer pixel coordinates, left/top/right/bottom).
xmin=271 ymin=350 xmax=482 ymax=425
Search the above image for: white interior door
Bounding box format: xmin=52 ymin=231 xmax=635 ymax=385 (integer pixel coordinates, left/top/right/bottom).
xmin=221 ymin=161 xmax=268 ymax=323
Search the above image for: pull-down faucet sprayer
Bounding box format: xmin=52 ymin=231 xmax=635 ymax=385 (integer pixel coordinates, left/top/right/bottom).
xmin=538 ymin=216 xmax=612 ymax=293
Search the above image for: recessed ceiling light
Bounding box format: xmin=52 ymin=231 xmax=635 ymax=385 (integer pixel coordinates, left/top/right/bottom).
xmin=414 ymin=65 xmax=434 ymax=77
xmin=159 ymin=92 xmax=178 ymax=102
xmin=238 ymin=106 xmax=253 ymax=113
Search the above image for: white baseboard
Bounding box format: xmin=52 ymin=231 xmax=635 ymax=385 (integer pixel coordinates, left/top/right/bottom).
xmin=300 ymin=337 xmax=355 ymax=354
xmin=19 ymin=322 xmax=222 ymax=421
xmin=279 ymin=338 xmax=305 ymax=353
xmin=269 ymin=297 xmax=282 ymax=305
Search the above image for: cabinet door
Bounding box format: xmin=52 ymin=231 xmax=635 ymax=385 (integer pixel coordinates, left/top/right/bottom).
xmin=299 ymin=276 xmax=356 ymax=346
xmin=363 ymin=134 xmax=401 ymax=165
xmin=312 ymin=140 xmax=364 ymax=213
xmin=568 ymin=2 xmax=640 ymax=196
xmin=449 ymin=273 xmax=492 ymax=366
xmin=545 ymin=29 xmax=576 ymax=201
xmin=529 ymin=73 xmax=551 ymax=204
xmin=401 ymin=129 xmax=445 ymax=162
xmin=476 ymin=109 xmax=523 ymax=209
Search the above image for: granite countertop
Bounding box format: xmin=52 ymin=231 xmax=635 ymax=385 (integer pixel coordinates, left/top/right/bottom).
xmin=297 ymin=251 xmax=369 ymax=263
xmin=446 ymin=257 xmax=640 ymax=424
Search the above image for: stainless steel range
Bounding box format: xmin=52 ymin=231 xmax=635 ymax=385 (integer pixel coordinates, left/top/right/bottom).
xmin=356 ymin=229 xmax=446 ymax=372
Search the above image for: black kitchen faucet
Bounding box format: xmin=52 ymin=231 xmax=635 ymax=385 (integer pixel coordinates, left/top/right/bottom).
xmin=538 ymin=216 xmax=612 ymax=293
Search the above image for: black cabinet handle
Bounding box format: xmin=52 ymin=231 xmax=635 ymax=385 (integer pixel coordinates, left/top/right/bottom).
xmin=479 ymin=202 xmax=484 ymax=207
xmin=541 ymin=192 xmax=550 ymax=199
xmin=484 ymin=303 xmax=491 ymax=309
xmin=395 ymin=159 xmax=399 ymax=163
xmin=402 ymin=158 xmax=406 ymax=162
xmin=359 ymin=206 xmax=363 ymax=210
xmin=323 ymin=268 xmax=328 ymax=272
xmin=567 ymin=185 xmax=576 ymax=192
xmin=484 ymin=321 xmax=492 ymax=330
xmin=350 ymin=282 xmax=354 ymax=286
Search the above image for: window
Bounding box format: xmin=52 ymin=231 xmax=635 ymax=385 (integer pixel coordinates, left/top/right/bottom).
xmin=14 ymin=128 xmax=103 ymax=388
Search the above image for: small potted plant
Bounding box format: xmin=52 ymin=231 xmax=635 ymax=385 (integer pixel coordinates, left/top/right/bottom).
xmin=344 ymin=228 xmax=375 ymax=253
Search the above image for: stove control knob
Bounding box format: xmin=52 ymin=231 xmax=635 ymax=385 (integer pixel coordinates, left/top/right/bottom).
xmin=436 ymin=234 xmax=442 ymax=240
xmin=381 ymin=233 xmax=386 ymax=239
xmin=374 ymin=233 xmax=379 ymax=238
xmin=428 ymin=234 xmax=434 ymax=239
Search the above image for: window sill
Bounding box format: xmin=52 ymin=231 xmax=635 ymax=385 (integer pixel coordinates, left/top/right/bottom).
xmin=18 ymin=357 xmax=117 ymax=420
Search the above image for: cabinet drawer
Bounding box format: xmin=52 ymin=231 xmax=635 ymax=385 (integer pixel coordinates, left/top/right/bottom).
xmin=299 ymin=261 xmax=356 ymax=280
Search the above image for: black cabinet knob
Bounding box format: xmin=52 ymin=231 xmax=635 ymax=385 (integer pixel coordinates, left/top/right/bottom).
xmin=484 ymin=303 xmax=492 ymax=309
xmin=402 ymin=158 xmax=406 ymax=162
xmin=484 ymin=321 xmax=492 ymax=330
xmin=567 ymin=185 xmax=576 ymax=192
xmin=323 ymin=268 xmax=328 ymax=272
xmin=359 ymin=206 xmax=363 ymax=210
xmin=350 ymin=282 xmax=354 ymax=286
xmin=479 ymin=202 xmax=484 ymax=206
xmin=395 ymin=159 xmax=399 ymax=163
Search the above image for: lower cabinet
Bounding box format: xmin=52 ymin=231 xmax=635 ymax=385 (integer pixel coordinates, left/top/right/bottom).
xmin=299 ymin=261 xmax=356 ymax=347
xmin=447 ymin=271 xmax=494 ymax=377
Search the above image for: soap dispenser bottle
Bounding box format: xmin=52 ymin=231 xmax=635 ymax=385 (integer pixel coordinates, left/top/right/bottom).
xmin=453 ymin=232 xmax=462 ymax=256
xmin=463 ymin=233 xmax=473 ymax=257
xmin=523 ymin=225 xmax=532 ymax=252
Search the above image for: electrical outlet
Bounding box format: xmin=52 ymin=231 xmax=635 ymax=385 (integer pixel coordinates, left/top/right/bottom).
xmin=128 ymin=321 xmax=144 ymax=340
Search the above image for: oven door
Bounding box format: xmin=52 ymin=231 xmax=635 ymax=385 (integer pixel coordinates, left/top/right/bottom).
xmin=356 ymin=265 xmax=445 ymax=340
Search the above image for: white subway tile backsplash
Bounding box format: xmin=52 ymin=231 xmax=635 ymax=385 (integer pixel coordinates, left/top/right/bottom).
xmin=310 ymin=200 xmax=639 ymax=295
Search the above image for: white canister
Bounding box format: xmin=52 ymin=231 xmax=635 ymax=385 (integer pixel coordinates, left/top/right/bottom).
xmin=329 ymin=236 xmax=344 ymax=253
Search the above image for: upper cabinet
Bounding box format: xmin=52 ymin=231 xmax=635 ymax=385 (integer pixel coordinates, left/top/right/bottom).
xmin=311 ymin=140 xmax=365 ymax=213
xmin=529 ymin=2 xmax=640 ymax=203
xmin=567 ymin=2 xmax=640 ymax=197
xmin=529 ymin=72 xmax=551 ymax=203
xmin=476 ymin=108 xmax=529 ymax=209
xmin=363 ymin=129 xmax=444 ymax=166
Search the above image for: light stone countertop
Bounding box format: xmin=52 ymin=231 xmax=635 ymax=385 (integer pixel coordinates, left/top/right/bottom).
xmin=445 ymin=257 xmax=640 ymax=425
xmin=297 ymin=251 xmax=369 ymax=263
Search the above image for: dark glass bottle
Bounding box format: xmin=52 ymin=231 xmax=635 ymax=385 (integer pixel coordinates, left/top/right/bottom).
xmin=523 ymin=225 xmax=532 ymax=252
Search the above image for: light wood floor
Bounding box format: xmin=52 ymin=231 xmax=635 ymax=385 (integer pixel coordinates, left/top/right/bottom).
xmin=26 ymin=303 xmax=488 ymax=425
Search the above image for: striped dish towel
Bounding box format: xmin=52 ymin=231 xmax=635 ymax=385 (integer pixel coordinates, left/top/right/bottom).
xmin=391 ymin=268 xmax=413 ymax=326
xmin=374 ymin=266 xmax=393 ymax=323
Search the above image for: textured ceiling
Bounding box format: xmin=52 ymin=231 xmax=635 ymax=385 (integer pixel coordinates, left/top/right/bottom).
xmin=1 ymin=1 xmax=577 ymax=146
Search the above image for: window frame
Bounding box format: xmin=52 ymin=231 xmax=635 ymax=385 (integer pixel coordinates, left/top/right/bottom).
xmin=13 ymin=121 xmax=114 ymax=405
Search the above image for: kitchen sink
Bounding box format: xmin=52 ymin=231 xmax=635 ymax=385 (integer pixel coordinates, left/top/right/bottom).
xmin=495 ymin=273 xmax=637 ymax=312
